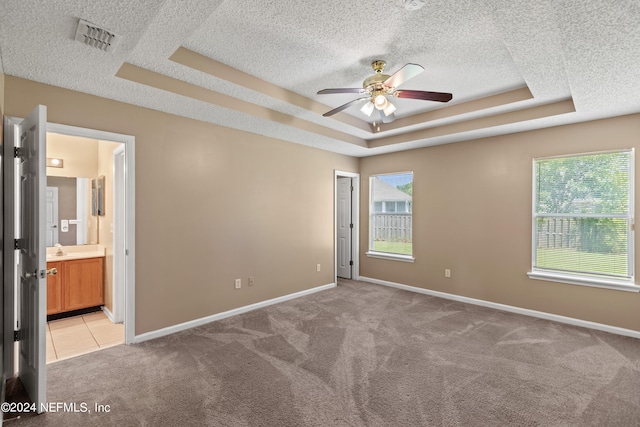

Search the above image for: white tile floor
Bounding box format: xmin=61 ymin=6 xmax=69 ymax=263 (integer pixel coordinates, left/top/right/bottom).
xmin=46 ymin=311 xmax=124 ymax=364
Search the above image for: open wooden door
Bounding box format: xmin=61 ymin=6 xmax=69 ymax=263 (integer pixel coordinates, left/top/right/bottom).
xmin=14 ymin=105 xmax=47 ymax=412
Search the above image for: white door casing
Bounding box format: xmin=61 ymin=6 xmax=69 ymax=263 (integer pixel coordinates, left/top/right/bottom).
xmin=337 ymin=177 xmax=352 ymax=279
xmin=17 ymin=105 xmax=47 ymax=412
xmin=112 ymin=145 xmax=126 ymax=323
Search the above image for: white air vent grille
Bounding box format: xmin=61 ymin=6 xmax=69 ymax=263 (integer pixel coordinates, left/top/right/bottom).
xmin=74 ymin=19 xmax=121 ymax=53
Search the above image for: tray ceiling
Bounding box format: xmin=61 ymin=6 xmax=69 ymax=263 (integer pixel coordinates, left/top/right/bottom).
xmin=1 ymin=0 xmax=639 ymax=156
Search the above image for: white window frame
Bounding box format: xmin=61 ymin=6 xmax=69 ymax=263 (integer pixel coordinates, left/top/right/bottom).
xmin=366 ymin=172 xmax=415 ymax=263
xmin=527 ymin=149 xmax=639 ymax=293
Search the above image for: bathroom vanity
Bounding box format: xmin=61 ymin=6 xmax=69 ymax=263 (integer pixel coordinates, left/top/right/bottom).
xmin=46 ymin=245 xmax=105 ymax=315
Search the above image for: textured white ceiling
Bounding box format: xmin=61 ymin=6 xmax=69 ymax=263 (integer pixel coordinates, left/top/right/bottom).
xmin=1 ymin=0 xmax=639 ymax=157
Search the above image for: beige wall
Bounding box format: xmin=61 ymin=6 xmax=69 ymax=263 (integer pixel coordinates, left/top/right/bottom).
xmin=46 ymin=133 xmax=99 ymax=178
xmin=360 ymin=114 xmax=640 ymax=332
xmin=4 ymin=76 xmax=358 ymax=334
xmin=98 ymin=140 xmax=121 ymax=313
xmin=9 ymin=73 xmax=638 ymax=336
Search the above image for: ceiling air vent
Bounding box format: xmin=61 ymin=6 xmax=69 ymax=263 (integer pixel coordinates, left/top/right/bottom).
xmin=74 ymin=19 xmax=121 ymax=53
xmin=403 ymin=0 xmax=427 ymax=10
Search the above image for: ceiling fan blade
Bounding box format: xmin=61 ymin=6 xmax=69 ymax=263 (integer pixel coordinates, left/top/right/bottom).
xmin=322 ymin=97 xmax=369 ymax=116
xmin=317 ymin=88 xmax=367 ymax=95
xmin=383 ymin=63 xmax=424 ymax=88
xmin=395 ymin=90 xmax=452 ymax=102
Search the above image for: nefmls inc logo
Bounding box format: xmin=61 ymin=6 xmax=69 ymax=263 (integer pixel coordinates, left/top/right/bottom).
xmin=42 ymin=402 xmax=90 ymax=413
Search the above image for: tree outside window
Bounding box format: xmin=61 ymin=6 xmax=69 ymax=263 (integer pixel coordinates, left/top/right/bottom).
xmin=533 ymin=150 xmax=633 ymax=279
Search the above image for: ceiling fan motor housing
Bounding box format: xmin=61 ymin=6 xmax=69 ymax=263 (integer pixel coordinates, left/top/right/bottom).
xmin=363 ymin=73 xmax=391 ymax=90
xmin=363 ymin=60 xmax=391 ymax=94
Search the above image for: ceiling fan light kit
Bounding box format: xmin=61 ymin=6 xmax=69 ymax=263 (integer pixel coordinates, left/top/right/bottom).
xmin=318 ymin=59 xmax=452 ymax=122
xmin=361 ymin=101 xmax=375 ymax=117
xmin=374 ymin=94 xmax=387 ymax=109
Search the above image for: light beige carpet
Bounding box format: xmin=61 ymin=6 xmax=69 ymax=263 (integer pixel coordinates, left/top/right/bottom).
xmin=10 ymin=279 xmax=640 ymax=426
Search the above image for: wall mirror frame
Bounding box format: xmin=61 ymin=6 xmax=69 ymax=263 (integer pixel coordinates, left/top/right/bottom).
xmin=92 ymin=175 xmax=105 ymax=216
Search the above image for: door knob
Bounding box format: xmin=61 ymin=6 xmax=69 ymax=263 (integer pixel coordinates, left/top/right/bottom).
xmin=46 ymin=268 xmax=58 ymax=276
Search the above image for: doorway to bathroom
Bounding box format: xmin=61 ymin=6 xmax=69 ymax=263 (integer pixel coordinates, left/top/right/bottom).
xmin=42 ymin=121 xmax=135 ymax=352
xmin=43 ymin=128 xmax=131 ymax=362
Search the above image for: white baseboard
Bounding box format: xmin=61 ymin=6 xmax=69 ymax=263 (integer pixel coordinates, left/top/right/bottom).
xmin=134 ymin=283 xmax=336 ymax=344
xmin=359 ymin=276 xmax=640 ymax=340
xmin=102 ymin=306 xmax=115 ymax=323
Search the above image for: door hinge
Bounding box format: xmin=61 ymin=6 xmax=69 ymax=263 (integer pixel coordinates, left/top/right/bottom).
xmin=13 ymin=330 xmax=23 ymax=342
xmin=13 ymin=147 xmax=23 ymax=159
xmin=349 ymin=260 xmax=353 ymax=266
xmin=350 ymin=223 xmax=353 ymax=229
xmin=14 ymin=238 xmax=24 ymax=250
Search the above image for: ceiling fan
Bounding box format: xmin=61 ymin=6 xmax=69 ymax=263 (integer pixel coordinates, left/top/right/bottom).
xmin=317 ymin=60 xmax=452 ymax=123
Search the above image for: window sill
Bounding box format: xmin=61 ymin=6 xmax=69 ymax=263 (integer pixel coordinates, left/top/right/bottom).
xmin=366 ymin=251 xmax=415 ymax=263
xmin=527 ymin=270 xmax=639 ymax=293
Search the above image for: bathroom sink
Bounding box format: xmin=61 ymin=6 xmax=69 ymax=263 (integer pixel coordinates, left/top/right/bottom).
xmin=46 ymin=245 xmax=105 ymax=262
xmin=46 ymin=251 xmax=104 ymax=261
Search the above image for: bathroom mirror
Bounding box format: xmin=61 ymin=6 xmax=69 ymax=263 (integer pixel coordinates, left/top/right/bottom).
xmin=46 ymin=176 xmax=98 ymax=246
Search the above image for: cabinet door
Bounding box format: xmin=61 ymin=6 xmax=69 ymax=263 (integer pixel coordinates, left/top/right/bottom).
xmin=46 ymin=261 xmax=64 ymax=315
xmin=63 ymin=257 xmax=104 ymax=311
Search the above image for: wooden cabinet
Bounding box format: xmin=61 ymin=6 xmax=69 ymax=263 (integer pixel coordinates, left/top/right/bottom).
xmin=46 ymin=257 xmax=104 ymax=315
xmin=46 ymin=261 xmax=64 ymax=315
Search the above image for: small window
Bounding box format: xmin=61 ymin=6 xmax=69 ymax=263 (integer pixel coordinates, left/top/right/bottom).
xmin=368 ymin=172 xmax=413 ymax=261
xmin=386 ymin=201 xmax=396 ymax=213
xmin=531 ymin=150 xmax=634 ymax=287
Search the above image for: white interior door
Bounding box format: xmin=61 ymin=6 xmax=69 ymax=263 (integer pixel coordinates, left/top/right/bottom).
xmin=2 ymin=117 xmax=17 ymax=422
xmin=337 ymin=177 xmax=352 ymax=279
xmin=17 ymin=105 xmax=47 ymax=411
xmin=45 ymin=187 xmax=58 ymax=247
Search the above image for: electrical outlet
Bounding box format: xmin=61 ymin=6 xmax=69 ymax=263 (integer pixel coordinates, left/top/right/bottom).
xmin=235 ymin=278 xmax=241 ymax=289
xmin=445 ymin=269 xmax=451 ymax=278
xmin=316 ymin=264 xmax=321 ymax=272
xmin=249 ymin=276 xmax=255 ymax=286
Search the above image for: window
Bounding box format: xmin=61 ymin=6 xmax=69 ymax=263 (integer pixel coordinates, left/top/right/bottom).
xmin=372 ymin=201 xmax=411 ymax=214
xmin=529 ymin=150 xmax=636 ymax=291
xmin=367 ymin=172 xmax=414 ymax=262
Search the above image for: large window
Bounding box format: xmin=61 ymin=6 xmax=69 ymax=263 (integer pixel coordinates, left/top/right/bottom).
xmin=530 ymin=150 xmax=635 ymax=289
xmin=368 ymin=172 xmax=413 ymax=261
